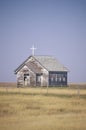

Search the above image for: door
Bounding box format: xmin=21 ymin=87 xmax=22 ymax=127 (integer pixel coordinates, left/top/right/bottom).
xmin=36 ymin=74 xmax=42 ymax=86
xmin=24 ymin=74 xmax=30 ymax=86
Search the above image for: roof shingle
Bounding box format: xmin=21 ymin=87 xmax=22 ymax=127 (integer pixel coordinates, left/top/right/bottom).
xmin=34 ymin=56 xmax=68 ymax=72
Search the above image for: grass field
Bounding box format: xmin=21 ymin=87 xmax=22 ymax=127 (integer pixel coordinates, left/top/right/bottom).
xmin=0 ymin=83 xmax=86 ymax=130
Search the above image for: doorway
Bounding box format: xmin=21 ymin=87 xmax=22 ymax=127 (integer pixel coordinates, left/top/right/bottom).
xmin=36 ymin=74 xmax=42 ymax=86
xmin=24 ymin=74 xmax=30 ymax=86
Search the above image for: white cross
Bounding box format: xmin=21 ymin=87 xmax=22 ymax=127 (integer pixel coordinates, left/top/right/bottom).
xmin=30 ymin=45 xmax=37 ymax=56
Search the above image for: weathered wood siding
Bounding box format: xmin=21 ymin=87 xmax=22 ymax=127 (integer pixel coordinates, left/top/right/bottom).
xmin=16 ymin=57 xmax=49 ymax=87
xmin=17 ymin=65 xmax=36 ymax=87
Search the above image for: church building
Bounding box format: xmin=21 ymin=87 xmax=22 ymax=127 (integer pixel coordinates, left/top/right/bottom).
xmin=14 ymin=46 xmax=69 ymax=87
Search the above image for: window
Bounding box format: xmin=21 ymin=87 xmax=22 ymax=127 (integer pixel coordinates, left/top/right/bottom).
xmin=63 ymin=77 xmax=65 ymax=82
xmin=59 ymin=77 xmax=61 ymax=82
xmin=51 ymin=77 xmax=54 ymax=82
xmin=55 ymin=77 xmax=58 ymax=82
xmin=24 ymin=74 xmax=29 ymax=81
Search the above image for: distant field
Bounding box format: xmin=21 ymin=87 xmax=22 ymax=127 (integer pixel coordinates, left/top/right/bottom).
xmin=0 ymin=82 xmax=86 ymax=88
xmin=0 ymin=83 xmax=86 ymax=130
xmin=0 ymin=82 xmax=16 ymax=88
xmin=69 ymin=83 xmax=86 ymax=89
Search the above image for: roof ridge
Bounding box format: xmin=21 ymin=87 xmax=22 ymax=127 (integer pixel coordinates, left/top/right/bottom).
xmin=34 ymin=55 xmax=55 ymax=59
xmin=34 ymin=55 xmax=54 ymax=56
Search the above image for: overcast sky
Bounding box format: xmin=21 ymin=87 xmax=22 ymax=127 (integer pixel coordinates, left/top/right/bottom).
xmin=0 ymin=0 xmax=86 ymax=83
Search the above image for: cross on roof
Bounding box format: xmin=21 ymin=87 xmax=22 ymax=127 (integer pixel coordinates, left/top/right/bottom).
xmin=30 ymin=45 xmax=37 ymax=56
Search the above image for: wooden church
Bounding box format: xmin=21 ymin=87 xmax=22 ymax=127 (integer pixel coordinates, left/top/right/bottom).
xmin=14 ymin=46 xmax=69 ymax=87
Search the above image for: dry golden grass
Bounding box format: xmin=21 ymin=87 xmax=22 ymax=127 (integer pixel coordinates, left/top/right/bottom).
xmin=0 ymin=85 xmax=86 ymax=130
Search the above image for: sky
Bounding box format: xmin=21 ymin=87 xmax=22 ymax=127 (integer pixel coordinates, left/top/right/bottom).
xmin=0 ymin=0 xmax=86 ymax=83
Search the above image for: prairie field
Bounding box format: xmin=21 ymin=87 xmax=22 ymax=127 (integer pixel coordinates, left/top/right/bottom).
xmin=0 ymin=83 xmax=86 ymax=130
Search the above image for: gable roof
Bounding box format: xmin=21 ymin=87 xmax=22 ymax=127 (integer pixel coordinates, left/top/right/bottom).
xmin=34 ymin=56 xmax=68 ymax=72
xmin=14 ymin=55 xmax=68 ymax=74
